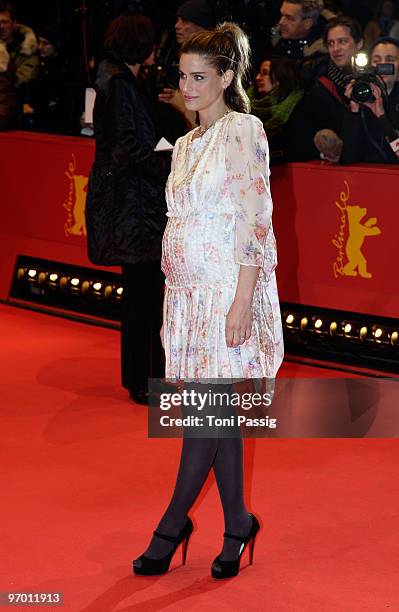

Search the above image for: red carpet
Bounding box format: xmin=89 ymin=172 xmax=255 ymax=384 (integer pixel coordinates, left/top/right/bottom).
xmin=1 ymin=304 xmax=398 ymax=611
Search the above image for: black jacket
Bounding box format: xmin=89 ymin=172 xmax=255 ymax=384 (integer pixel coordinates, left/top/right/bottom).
xmin=25 ymin=54 xmax=83 ymax=135
xmin=305 ymin=67 xmax=349 ymax=137
xmin=268 ymin=96 xmax=318 ymax=165
xmin=86 ymin=59 xmax=170 ymax=265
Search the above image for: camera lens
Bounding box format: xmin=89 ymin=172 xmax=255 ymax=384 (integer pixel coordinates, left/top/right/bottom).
xmin=352 ymin=80 xmax=374 ymax=104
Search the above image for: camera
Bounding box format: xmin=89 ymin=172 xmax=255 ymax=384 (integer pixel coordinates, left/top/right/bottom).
xmin=350 ymin=52 xmax=394 ymax=104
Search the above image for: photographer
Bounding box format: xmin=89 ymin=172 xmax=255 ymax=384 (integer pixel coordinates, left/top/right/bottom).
xmin=307 ymin=16 xmax=364 ymax=161
xmin=341 ymin=37 xmax=399 ymax=164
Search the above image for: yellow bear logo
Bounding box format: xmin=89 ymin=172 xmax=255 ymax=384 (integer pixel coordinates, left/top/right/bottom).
xmin=66 ymin=173 xmax=88 ymax=236
xmin=64 ymin=155 xmax=88 ymax=237
xmin=343 ymin=206 xmax=381 ymax=279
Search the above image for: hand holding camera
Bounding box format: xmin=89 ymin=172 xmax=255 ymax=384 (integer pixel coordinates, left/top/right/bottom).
xmin=344 ymin=52 xmax=394 ymax=118
xmin=345 ymin=80 xmax=385 ymax=118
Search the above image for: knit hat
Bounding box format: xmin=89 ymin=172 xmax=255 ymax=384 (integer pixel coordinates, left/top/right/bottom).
xmin=177 ymin=0 xmax=216 ymax=29
xmin=37 ymin=23 xmax=63 ymax=50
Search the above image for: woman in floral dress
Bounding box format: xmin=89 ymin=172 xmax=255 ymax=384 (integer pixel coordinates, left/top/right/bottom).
xmin=133 ymin=22 xmax=283 ymax=580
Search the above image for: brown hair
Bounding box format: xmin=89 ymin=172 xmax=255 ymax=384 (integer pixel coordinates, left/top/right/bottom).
xmin=324 ymin=15 xmax=363 ymax=46
xmin=104 ymin=13 xmax=154 ymax=65
xmin=180 ymin=21 xmax=251 ymax=113
xmin=268 ymin=56 xmax=303 ymax=99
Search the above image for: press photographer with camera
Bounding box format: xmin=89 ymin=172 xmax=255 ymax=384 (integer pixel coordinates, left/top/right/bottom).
xmin=307 ymin=16 xmax=364 ymax=162
xmin=340 ymin=37 xmax=399 ymax=164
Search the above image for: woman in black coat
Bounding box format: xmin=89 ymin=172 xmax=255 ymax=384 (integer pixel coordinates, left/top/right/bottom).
xmin=86 ymin=13 xmax=171 ymax=404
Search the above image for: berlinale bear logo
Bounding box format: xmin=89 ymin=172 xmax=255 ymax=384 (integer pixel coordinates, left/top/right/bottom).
xmin=64 ymin=154 xmax=88 ymax=237
xmin=332 ymin=180 xmax=381 ymax=279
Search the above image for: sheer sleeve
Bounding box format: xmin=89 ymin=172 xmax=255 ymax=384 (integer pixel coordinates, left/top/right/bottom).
xmin=225 ymin=114 xmax=273 ymax=267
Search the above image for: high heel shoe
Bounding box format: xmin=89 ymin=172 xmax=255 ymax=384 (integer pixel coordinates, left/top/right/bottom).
xmin=211 ymin=513 xmax=260 ymax=579
xmin=133 ymin=516 xmax=193 ymax=576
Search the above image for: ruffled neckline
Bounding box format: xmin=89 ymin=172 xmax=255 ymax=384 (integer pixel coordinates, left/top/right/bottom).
xmin=188 ymin=110 xmax=235 ymax=147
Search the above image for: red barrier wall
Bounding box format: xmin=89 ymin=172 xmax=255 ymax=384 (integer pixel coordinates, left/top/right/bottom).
xmin=1 ymin=131 xmax=398 ymax=318
xmin=271 ymin=162 xmax=398 ymax=318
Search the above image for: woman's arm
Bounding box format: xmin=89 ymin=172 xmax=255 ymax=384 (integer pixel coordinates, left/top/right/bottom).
xmin=226 ymin=265 xmax=260 ymax=348
xmin=225 ymin=114 xmax=273 ymax=347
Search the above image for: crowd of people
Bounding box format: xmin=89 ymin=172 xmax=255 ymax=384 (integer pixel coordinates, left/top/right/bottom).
xmin=1 ymin=0 xmax=399 ymax=164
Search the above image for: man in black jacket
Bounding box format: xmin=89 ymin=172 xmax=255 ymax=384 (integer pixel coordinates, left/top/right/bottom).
xmin=341 ymin=37 xmax=399 ymax=164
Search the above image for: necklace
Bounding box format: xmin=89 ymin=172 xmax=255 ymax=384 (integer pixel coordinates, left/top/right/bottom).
xmin=197 ymin=109 xmax=231 ymax=137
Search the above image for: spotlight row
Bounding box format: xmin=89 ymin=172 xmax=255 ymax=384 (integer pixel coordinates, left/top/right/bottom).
xmin=17 ymin=267 xmax=124 ymax=299
xmin=283 ymin=312 xmax=399 ymax=347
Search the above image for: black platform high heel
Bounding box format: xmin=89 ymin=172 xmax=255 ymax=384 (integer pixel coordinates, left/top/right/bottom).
xmin=211 ymin=513 xmax=260 ymax=579
xmin=133 ymin=516 xmax=193 ymax=576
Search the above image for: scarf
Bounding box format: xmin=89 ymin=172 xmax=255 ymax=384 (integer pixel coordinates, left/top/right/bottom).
xmin=247 ymin=86 xmax=304 ymax=136
xmin=326 ymin=62 xmax=348 ymax=96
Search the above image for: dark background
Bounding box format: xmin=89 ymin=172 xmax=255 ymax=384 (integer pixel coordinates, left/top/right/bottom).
xmin=9 ymin=0 xmax=382 ymax=78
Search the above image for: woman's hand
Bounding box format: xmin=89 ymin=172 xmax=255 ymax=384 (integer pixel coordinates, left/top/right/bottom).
xmin=225 ymin=299 xmax=253 ymax=348
xmin=160 ymin=324 xmax=165 ymax=350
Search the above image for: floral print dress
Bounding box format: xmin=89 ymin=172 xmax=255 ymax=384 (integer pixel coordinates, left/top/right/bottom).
xmin=161 ymin=111 xmax=284 ymax=380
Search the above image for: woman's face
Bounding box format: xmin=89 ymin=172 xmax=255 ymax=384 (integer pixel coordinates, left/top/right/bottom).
xmin=179 ymin=53 xmax=231 ymax=113
xmin=255 ymin=61 xmax=273 ymax=95
xmin=327 ymin=26 xmax=363 ymax=68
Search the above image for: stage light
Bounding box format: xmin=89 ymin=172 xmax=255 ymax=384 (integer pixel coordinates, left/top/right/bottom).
xmin=81 ymin=281 xmax=90 ymax=294
xmin=359 ymin=326 xmax=368 ymax=340
xmin=391 ymin=331 xmax=399 ymax=346
xmin=300 ymin=317 xmax=308 ymax=330
xmin=374 ymin=328 xmax=383 ymax=339
xmin=116 ymin=287 xmax=124 ymax=296
xmin=11 ymin=256 xmax=123 ymax=323
xmin=329 ymin=322 xmax=338 ymax=335
xmin=314 ymin=318 xmax=323 ymax=330
xmin=286 ymin=314 xmax=294 ymax=325
xmin=344 ymin=323 xmax=352 ymax=335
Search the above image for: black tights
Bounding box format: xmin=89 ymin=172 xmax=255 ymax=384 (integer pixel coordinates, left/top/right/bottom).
xmin=142 ymin=384 xmax=252 ymax=562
